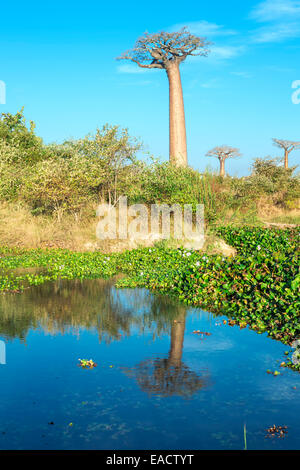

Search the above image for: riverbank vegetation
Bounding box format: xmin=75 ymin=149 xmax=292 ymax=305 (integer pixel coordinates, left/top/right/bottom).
xmin=0 ymin=110 xmax=299 ymax=367
xmin=0 ymin=110 xmax=299 ymax=252
xmin=0 ymin=226 xmax=298 ymax=353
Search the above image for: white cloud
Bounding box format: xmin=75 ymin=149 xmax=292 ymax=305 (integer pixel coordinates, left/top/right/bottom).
xmin=249 ymin=1 xmax=300 ymax=43
xmin=251 ymin=22 xmax=300 ymax=42
xmin=250 ymin=0 xmax=300 ymax=22
xmin=184 ymin=44 xmax=245 ymax=66
xmin=200 ymin=78 xmax=221 ymax=88
xmin=169 ymin=20 xmax=237 ymax=38
xmin=265 ymin=65 xmax=295 ymax=72
xmin=209 ymin=45 xmax=245 ymax=60
xmin=231 ymin=71 xmax=252 ymax=78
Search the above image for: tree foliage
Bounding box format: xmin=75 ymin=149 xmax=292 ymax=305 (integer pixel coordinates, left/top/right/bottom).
xmin=0 ymin=108 xmax=48 ymax=164
xmin=272 ymin=138 xmax=300 ymax=169
xmin=206 ymin=145 xmax=241 ymax=177
xmin=206 ymin=145 xmax=241 ymax=161
xmin=273 ymin=139 xmax=300 ymax=153
xmin=117 ymin=27 xmax=211 ymax=70
xmin=0 ymin=110 xmax=299 ymax=219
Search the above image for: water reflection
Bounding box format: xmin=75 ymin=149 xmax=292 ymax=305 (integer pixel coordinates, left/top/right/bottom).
xmin=0 ymin=278 xmax=187 ymax=342
xmin=0 ymin=278 xmax=135 ymax=342
xmin=0 ymin=278 xmax=169 ymax=342
xmin=0 ymin=278 xmax=209 ymax=397
xmin=1 ymin=279 xmax=300 ymax=450
xmin=124 ymin=308 xmax=210 ymax=397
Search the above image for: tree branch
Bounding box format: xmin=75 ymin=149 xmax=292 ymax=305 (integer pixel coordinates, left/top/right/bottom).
xmin=117 ymin=55 xmax=163 ymax=69
xmin=116 ymin=27 xmax=211 ymax=71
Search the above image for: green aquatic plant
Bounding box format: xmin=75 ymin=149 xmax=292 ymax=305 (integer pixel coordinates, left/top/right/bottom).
xmin=0 ymin=227 xmax=298 ymax=351
xmin=78 ymin=359 xmax=97 ymax=369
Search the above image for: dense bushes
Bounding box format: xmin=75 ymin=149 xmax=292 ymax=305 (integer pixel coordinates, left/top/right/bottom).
xmin=0 ymin=108 xmax=49 ymax=164
xmin=232 ymin=157 xmax=300 ymax=208
xmin=0 ymin=110 xmax=299 ymax=221
xmin=0 ymin=111 xmax=143 ymax=216
xmin=124 ymin=161 xmax=218 ymax=220
xmin=20 ymin=157 xmax=106 ymax=216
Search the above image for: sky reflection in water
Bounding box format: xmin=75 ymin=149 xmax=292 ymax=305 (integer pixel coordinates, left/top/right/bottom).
xmin=0 ymin=278 xmax=299 ymax=450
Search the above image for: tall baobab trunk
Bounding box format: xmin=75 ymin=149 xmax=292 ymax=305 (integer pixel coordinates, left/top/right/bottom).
xmin=166 ymin=63 xmax=187 ymax=167
xmin=219 ymin=158 xmax=225 ymax=177
xmin=284 ymin=149 xmax=289 ymax=169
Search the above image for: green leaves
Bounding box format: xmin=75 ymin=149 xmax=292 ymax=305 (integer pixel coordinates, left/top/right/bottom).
xmin=291 ymin=274 xmax=300 ymax=292
xmin=0 ymin=226 xmax=298 ymax=347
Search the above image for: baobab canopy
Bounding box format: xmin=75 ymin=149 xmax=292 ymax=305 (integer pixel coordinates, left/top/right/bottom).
xmin=117 ymin=28 xmax=211 ymax=69
xmin=272 ymin=139 xmax=300 ymax=169
xmin=117 ymin=28 xmax=211 ymax=167
xmin=206 ymin=145 xmax=242 ymax=177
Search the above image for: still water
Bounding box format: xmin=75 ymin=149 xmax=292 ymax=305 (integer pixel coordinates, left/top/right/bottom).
xmin=0 ymin=278 xmax=299 ymax=450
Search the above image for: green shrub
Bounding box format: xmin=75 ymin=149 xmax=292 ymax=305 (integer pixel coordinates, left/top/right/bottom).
xmin=124 ymin=160 xmax=218 ymax=221
xmin=0 ymin=109 xmax=49 ymax=164
xmin=0 ymin=111 xmax=299 ymax=221
xmin=19 ymin=156 xmax=106 ymax=216
xmin=232 ymin=157 xmax=300 ymax=207
xmin=61 ymin=124 xmax=142 ymax=205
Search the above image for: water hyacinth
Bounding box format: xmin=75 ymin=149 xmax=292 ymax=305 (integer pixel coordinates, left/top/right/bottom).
xmin=0 ymin=226 xmax=298 ymax=351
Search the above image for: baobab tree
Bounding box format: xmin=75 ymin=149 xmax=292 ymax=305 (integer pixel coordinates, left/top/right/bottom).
xmin=206 ymin=145 xmax=241 ymax=177
xmin=272 ymin=139 xmax=300 ymax=169
xmin=117 ymin=28 xmax=211 ymax=167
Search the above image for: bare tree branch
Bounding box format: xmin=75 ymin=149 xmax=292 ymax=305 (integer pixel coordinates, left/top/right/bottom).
xmin=272 ymin=138 xmax=300 ymax=152
xmin=118 ymin=54 xmax=164 ymax=69
xmin=116 ymin=27 xmax=211 ymax=70
xmin=206 ymin=145 xmax=241 ymax=177
xmin=272 ymin=138 xmax=300 ymax=169
xmin=206 ymin=145 xmax=241 ymax=160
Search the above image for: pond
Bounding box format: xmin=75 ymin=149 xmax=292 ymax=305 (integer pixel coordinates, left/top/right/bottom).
xmin=0 ymin=278 xmax=299 ymax=450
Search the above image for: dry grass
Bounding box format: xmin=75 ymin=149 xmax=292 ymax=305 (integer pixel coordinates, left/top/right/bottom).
xmin=0 ymin=201 xmax=298 ymax=253
xmin=0 ymin=202 xmax=100 ymax=251
xmin=216 ymin=197 xmax=300 ymax=227
xmin=0 ymin=202 xmax=165 ymax=252
xmin=256 ymin=197 xmax=300 ymax=226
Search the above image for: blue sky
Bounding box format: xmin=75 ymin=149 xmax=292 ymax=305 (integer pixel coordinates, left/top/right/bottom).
xmin=0 ymin=0 xmax=300 ymax=175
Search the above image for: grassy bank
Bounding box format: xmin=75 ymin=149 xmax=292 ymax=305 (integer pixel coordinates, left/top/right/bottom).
xmin=0 ymin=111 xmax=299 ymax=368
xmin=0 ymin=201 xmax=299 ymax=253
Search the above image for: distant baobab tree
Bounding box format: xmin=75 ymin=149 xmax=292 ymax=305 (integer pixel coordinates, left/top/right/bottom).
xmin=117 ymin=28 xmax=211 ymax=167
xmin=272 ymin=139 xmax=300 ymax=169
xmin=206 ymin=145 xmax=241 ymax=177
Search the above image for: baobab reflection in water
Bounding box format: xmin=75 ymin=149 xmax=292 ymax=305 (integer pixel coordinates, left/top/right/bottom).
xmin=122 ymin=307 xmax=210 ymax=397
